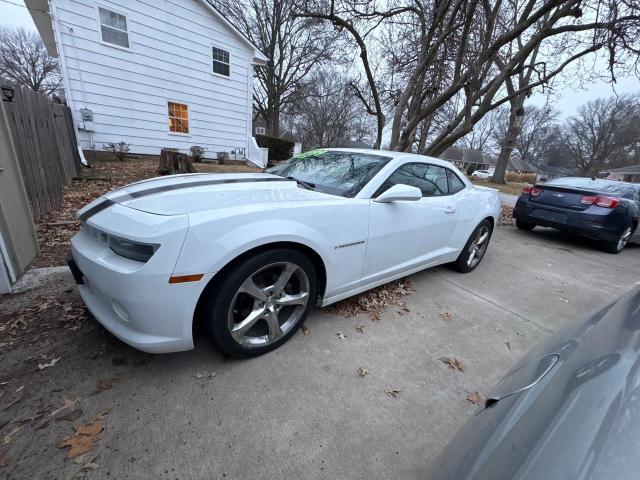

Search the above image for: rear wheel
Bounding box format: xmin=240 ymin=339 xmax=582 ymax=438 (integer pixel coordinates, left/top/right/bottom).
xmin=452 ymin=219 xmax=493 ymax=273
xmin=516 ymin=220 xmax=536 ymax=231
xmin=601 ymin=225 xmax=633 ymax=254
xmin=202 ymin=249 xmax=317 ymax=357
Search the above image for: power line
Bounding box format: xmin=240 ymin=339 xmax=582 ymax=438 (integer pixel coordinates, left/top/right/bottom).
xmin=0 ymin=0 xmax=50 ymax=17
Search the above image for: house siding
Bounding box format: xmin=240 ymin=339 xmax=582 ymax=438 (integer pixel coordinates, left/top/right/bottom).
xmin=52 ymin=0 xmax=255 ymax=156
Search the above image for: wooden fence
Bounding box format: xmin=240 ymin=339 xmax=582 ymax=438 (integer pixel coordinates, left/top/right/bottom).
xmin=3 ymin=85 xmax=81 ymax=221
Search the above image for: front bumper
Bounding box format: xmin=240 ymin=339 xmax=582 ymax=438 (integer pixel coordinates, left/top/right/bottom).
xmin=70 ymin=204 xmax=209 ymax=354
xmin=513 ymin=197 xmax=625 ymax=242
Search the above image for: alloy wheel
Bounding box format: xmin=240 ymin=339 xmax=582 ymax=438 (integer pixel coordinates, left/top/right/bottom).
xmin=617 ymin=227 xmax=633 ymax=252
xmin=227 ymin=262 xmax=310 ymax=348
xmin=467 ymin=225 xmax=490 ymax=268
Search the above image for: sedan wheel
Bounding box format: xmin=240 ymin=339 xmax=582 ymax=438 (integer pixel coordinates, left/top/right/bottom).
xmin=602 ymin=226 xmax=633 ymax=254
xmin=202 ymin=248 xmax=317 ymax=357
xmin=229 ymin=262 xmax=310 ymax=348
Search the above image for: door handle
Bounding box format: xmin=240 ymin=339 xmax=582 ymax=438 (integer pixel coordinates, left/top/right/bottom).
xmin=445 ymin=206 xmax=456 ymax=214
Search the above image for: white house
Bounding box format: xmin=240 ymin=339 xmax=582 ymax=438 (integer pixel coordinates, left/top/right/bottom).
xmin=26 ymin=0 xmax=268 ymax=166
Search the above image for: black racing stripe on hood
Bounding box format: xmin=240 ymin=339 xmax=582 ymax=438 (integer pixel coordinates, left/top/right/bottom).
xmin=78 ymin=198 xmax=114 ymax=222
xmin=78 ymin=177 xmax=291 ymax=221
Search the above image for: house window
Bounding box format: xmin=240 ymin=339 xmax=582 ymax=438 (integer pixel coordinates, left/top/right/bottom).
xmin=213 ymin=47 xmax=230 ymax=76
xmin=256 ymin=126 xmax=266 ymax=135
xmin=98 ymin=7 xmax=129 ymax=48
xmin=168 ymin=102 xmax=189 ymax=134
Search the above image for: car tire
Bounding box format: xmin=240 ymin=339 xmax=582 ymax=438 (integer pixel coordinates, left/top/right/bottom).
xmin=451 ymin=219 xmax=493 ymax=273
xmin=201 ymin=248 xmax=317 ymax=358
xmin=516 ymin=220 xmax=536 ymax=231
xmin=601 ymin=225 xmax=634 ymax=254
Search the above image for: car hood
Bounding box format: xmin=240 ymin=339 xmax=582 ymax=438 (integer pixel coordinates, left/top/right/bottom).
xmin=91 ymin=173 xmax=341 ymax=216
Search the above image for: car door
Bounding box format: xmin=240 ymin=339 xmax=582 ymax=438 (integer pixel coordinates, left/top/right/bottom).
xmin=362 ymin=162 xmax=459 ymax=283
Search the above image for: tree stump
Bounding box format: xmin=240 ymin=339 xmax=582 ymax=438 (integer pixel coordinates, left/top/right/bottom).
xmin=158 ymin=148 xmax=197 ymax=175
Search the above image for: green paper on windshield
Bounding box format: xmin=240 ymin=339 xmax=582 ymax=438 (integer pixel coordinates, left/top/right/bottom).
xmin=293 ymin=149 xmax=327 ymax=159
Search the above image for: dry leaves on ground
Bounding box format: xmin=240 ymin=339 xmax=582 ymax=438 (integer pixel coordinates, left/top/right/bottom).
xmin=38 ymin=356 xmax=61 ymax=370
xmin=385 ymin=387 xmax=401 ymax=398
xmin=499 ymin=205 xmax=516 ymax=226
xmin=439 ymin=311 xmax=454 ymax=322
xmin=355 ymin=324 xmax=365 ymax=334
xmin=439 ymin=356 xmax=465 ymax=372
xmin=0 ymin=448 xmax=9 ymax=467
xmin=466 ymin=391 xmax=483 ymax=406
xmin=3 ymin=424 xmax=25 ymax=445
xmin=194 ymin=370 xmax=216 ymax=380
xmin=357 ymin=367 xmax=369 ymax=377
xmin=329 ymin=279 xmax=414 ymax=321
xmin=92 ymin=378 xmax=118 ymax=395
xmin=300 ymin=325 xmax=310 ymax=336
xmin=336 ymin=332 xmax=347 ymax=341
xmin=59 ymin=408 xmax=111 ymax=459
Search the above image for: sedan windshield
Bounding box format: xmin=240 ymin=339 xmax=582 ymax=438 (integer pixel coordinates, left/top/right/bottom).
xmin=266 ymin=150 xmax=391 ymax=197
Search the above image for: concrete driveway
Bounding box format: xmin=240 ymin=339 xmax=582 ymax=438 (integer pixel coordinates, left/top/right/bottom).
xmin=2 ymin=226 xmax=640 ymax=479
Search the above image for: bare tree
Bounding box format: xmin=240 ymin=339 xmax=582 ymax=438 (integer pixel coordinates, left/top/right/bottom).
xmin=563 ymin=95 xmax=639 ymax=175
xmin=455 ymin=108 xmax=503 ymax=153
xmin=282 ymin=70 xmax=374 ymax=149
xmin=491 ymin=104 xmax=560 ymax=164
xmin=297 ymin=0 xmax=640 ymax=161
xmin=0 ymin=27 xmax=62 ymax=96
xmin=217 ymin=0 xmax=336 ymax=137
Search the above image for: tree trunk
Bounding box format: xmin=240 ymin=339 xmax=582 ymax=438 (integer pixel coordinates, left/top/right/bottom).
xmin=491 ymin=99 xmax=525 ymax=184
xmin=158 ymin=148 xmax=196 ymax=175
xmin=267 ymin=103 xmax=281 ymax=137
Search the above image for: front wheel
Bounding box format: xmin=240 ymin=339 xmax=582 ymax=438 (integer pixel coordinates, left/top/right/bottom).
xmin=601 ymin=225 xmax=633 ymax=254
xmin=451 ymin=219 xmax=493 ymax=273
xmin=202 ymin=249 xmax=317 ymax=357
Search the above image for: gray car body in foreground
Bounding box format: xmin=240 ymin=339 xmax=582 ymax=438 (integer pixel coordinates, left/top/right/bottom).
xmin=430 ymin=285 xmax=640 ymax=480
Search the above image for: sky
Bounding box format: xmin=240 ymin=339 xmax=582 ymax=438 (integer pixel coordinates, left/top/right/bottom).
xmin=0 ymin=0 xmax=637 ymax=118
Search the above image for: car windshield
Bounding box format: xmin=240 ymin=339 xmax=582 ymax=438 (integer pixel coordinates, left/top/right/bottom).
xmin=545 ymin=177 xmax=627 ymax=194
xmin=266 ymin=150 xmax=392 ymax=197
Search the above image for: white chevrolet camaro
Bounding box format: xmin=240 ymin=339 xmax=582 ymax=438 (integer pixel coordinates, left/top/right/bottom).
xmin=69 ymin=149 xmax=500 ymax=357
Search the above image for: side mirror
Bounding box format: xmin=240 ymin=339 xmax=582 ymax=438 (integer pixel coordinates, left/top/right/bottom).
xmin=374 ymin=184 xmax=422 ymax=203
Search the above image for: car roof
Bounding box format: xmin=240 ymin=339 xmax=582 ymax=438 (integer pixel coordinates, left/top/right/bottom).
xmin=323 ymin=148 xmax=455 ymax=169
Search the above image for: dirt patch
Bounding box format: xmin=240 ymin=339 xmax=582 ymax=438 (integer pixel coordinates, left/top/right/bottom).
xmin=33 ymin=158 xmax=262 ymax=268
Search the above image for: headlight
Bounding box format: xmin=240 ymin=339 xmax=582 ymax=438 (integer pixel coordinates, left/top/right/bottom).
xmin=107 ymin=235 xmax=159 ymax=263
xmin=82 ymin=224 xmax=159 ymax=263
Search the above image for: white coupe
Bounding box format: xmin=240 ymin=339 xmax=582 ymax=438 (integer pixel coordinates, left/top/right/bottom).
xmin=69 ymin=149 xmax=500 ymax=357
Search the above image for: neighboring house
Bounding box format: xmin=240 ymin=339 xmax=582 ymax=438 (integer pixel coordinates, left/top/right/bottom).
xmin=607 ymin=164 xmax=640 ymax=183
xmin=440 ymin=147 xmax=490 ymax=172
xmin=26 ymin=0 xmax=268 ymax=166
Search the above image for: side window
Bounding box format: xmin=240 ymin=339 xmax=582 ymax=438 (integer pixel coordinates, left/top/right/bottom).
xmin=377 ymin=163 xmax=449 ymax=197
xmin=447 ymin=169 xmax=466 ymax=194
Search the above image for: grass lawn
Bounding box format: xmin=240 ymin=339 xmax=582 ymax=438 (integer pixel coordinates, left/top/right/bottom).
xmin=472 ymin=179 xmax=527 ymax=196
xmin=34 ymin=157 xmax=262 ymax=268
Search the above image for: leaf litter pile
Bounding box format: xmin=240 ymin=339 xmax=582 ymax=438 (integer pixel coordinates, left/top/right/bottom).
xmin=329 ymin=279 xmax=414 ymax=321
xmin=499 ymin=205 xmax=516 ymax=226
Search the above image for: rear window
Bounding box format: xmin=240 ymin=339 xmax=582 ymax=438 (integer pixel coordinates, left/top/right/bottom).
xmin=545 ymin=177 xmax=627 ymax=194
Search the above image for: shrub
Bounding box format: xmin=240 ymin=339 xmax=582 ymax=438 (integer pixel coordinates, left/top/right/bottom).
xmin=216 ymin=151 xmax=230 ymax=162
xmin=103 ymin=142 xmax=130 ymax=161
xmin=466 ymin=164 xmax=476 ymax=176
xmin=255 ymin=134 xmax=294 ymax=162
xmin=189 ymin=145 xmax=206 ymax=163
xmin=506 ymin=172 xmax=537 ymax=184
